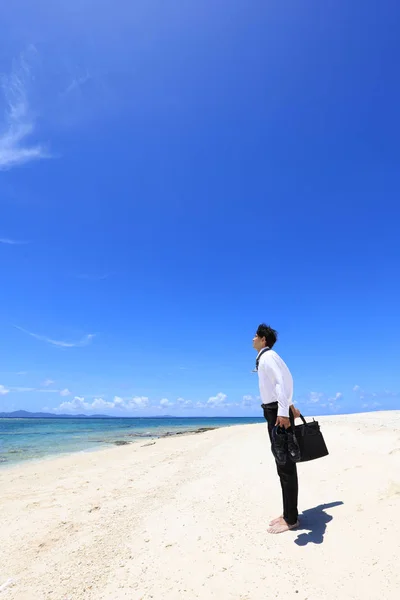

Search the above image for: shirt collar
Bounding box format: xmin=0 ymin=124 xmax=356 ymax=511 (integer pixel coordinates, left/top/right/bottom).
xmin=256 ymin=346 xmax=269 ymax=360
xmin=254 ymin=346 xmax=270 ymax=371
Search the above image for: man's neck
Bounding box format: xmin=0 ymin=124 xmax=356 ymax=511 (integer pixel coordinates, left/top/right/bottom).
xmin=257 ymin=346 xmax=269 ymax=356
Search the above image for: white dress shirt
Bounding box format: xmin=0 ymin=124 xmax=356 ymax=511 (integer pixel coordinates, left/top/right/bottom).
xmin=257 ymin=349 xmax=293 ymax=417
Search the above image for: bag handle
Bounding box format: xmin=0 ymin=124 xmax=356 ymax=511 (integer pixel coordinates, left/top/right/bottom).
xmin=299 ymin=414 xmax=317 ymax=426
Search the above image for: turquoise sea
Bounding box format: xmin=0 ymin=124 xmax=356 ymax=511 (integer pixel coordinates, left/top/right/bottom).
xmin=0 ymin=417 xmax=263 ymax=468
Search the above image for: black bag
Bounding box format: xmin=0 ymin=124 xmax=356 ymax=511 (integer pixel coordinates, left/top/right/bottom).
xmin=294 ymin=415 xmax=329 ymax=462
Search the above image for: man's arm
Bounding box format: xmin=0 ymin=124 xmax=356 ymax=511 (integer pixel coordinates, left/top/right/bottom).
xmin=276 ymin=404 xmax=300 ymax=429
xmin=260 ymin=359 xmax=290 ymax=418
xmin=275 ymin=380 xmax=290 ymax=418
xmin=290 ymin=404 xmax=301 ymax=419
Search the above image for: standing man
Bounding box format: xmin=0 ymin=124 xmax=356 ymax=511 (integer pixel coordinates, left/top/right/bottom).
xmin=253 ymin=323 xmax=300 ymax=534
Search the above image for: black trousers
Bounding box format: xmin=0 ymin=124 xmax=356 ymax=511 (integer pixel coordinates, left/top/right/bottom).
xmin=262 ymin=402 xmax=299 ymax=525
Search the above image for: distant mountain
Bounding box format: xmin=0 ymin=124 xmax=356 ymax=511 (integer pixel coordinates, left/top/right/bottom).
xmin=152 ymin=415 xmax=175 ymax=419
xmin=0 ymin=410 xmax=176 ymax=419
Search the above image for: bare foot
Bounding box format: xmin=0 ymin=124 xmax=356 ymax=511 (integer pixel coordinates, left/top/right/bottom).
xmin=268 ymin=519 xmax=299 ymax=534
xmin=269 ymin=515 xmax=283 ymax=526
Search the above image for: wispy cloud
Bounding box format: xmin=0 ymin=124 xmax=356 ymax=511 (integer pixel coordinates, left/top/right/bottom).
xmin=8 ymin=385 xmax=72 ymax=396
xmin=0 ymin=385 xmax=10 ymax=396
xmin=0 ymin=238 xmax=28 ymax=245
xmin=0 ymin=47 xmax=49 ymax=170
xmin=361 ymin=401 xmax=382 ymax=410
xmin=353 ymin=385 xmax=399 ymax=402
xmin=15 ymin=326 xmax=95 ymax=348
xmin=61 ymin=73 xmax=92 ymax=97
xmin=42 ymin=379 xmax=55 ymax=387
xmin=306 ymin=391 xmax=343 ymax=413
xmin=75 ymin=273 xmax=110 ymax=281
xmin=328 ymin=392 xmax=342 ymax=402
xmin=308 ymin=391 xmax=324 ymax=404
xmin=242 ymin=394 xmax=260 ymax=407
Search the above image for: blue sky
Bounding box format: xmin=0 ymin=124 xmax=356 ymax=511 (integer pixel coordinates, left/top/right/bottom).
xmin=1 ymin=0 xmax=399 ymax=417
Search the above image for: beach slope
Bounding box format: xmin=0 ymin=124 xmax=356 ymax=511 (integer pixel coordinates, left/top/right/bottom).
xmin=1 ymin=411 xmax=399 ymax=600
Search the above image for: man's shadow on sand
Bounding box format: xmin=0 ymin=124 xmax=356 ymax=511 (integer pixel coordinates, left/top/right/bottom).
xmin=295 ymin=501 xmax=343 ymax=546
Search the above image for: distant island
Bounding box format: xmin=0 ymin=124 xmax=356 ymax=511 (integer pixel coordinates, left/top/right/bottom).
xmin=0 ymin=410 xmax=176 ymax=419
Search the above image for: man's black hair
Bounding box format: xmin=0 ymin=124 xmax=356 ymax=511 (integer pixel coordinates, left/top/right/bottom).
xmin=256 ymin=323 xmax=278 ymax=348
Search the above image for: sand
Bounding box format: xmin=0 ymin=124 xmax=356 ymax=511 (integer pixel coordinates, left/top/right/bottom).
xmin=1 ymin=411 xmax=399 ymax=600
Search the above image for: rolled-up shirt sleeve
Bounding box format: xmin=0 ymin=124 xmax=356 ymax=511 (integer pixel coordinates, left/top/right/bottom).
xmin=259 ymin=357 xmax=291 ymax=417
xmin=274 ymin=379 xmax=290 ymax=417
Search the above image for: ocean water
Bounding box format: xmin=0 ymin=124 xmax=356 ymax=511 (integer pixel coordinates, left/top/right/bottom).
xmin=0 ymin=417 xmax=263 ymax=468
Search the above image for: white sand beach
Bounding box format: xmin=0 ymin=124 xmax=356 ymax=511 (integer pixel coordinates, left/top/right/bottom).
xmin=1 ymin=411 xmax=399 ymax=600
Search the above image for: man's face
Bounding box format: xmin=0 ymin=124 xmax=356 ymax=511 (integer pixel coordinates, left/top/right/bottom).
xmin=252 ymin=334 xmax=266 ymax=352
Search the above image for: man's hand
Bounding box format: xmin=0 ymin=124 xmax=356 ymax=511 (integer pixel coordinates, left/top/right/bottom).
xmin=290 ymin=405 xmax=301 ymax=419
xmin=275 ymin=416 xmax=291 ymax=429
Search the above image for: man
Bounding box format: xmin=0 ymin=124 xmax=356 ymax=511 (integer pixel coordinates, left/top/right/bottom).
xmin=253 ymin=323 xmax=300 ymax=534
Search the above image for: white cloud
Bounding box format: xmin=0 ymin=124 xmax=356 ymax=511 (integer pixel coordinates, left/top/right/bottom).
xmin=353 ymin=385 xmax=361 ymax=392
xmin=0 ymin=47 xmax=49 ymax=170
xmin=42 ymin=379 xmax=55 ymax=387
xmin=91 ymin=398 xmax=115 ymax=411
xmin=176 ymin=397 xmax=193 ymax=408
xmin=15 ymin=326 xmax=95 ymax=348
xmin=60 ymin=388 xmax=71 ymax=397
xmin=54 ymin=394 xmax=150 ymax=414
xmin=160 ymin=398 xmax=173 ymax=408
xmin=0 ymin=385 xmax=10 ymax=396
xmin=207 ymin=392 xmax=228 ymax=407
xmin=57 ymin=396 xmax=90 ymax=412
xmin=57 ymin=396 xmax=117 ymax=413
xmin=308 ymin=391 xmax=324 ymax=404
xmin=112 ymin=396 xmax=124 ymax=407
xmin=127 ymin=396 xmax=149 ymax=409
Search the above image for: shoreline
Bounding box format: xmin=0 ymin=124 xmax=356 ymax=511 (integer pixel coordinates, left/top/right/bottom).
xmin=0 ymin=412 xmax=399 ymax=599
xmin=1 ymin=409 xmax=397 ymax=471
xmin=0 ymin=425 xmax=222 ymax=472
xmin=1 ymin=409 xmax=398 ymax=472
xmin=0 ymin=421 xmax=253 ymax=470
